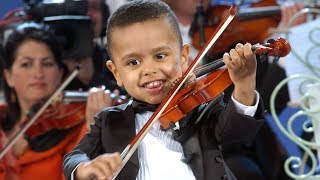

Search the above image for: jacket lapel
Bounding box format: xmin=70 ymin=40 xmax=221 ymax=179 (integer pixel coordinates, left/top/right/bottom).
xmin=103 ymin=100 xmax=139 ymax=179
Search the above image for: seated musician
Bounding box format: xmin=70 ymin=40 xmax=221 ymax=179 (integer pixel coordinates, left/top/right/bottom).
xmin=0 ymin=22 xmax=113 ymax=179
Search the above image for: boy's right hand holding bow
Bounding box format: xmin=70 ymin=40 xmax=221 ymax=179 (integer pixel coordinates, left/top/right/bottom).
xmin=75 ymin=152 xmax=121 ymax=180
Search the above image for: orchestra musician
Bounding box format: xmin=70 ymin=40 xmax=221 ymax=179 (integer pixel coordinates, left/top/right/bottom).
xmin=164 ymin=0 xmax=300 ymax=179
xmin=162 ymin=0 xmax=210 ymax=64
xmin=63 ymin=0 xmax=125 ymax=94
xmin=0 ymin=22 xmax=114 ymax=179
xmin=63 ymin=1 xmax=266 ymax=179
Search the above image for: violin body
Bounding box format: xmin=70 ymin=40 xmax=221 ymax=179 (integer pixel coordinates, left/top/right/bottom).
xmin=0 ymin=102 xmax=88 ymax=179
xmin=159 ymin=69 xmax=231 ymax=129
xmin=159 ymin=37 xmax=291 ymax=130
xmin=24 ymin=90 xmax=128 ymax=138
xmin=24 ymin=102 xmax=86 ymax=138
xmin=191 ymin=0 xmax=281 ymax=58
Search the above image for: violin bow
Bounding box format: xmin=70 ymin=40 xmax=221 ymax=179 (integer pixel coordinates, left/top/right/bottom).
xmin=112 ymin=5 xmax=238 ymax=179
xmin=0 ymin=65 xmax=81 ymax=159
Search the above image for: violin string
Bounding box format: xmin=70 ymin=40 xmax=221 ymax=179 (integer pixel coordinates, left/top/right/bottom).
xmin=193 ymin=58 xmax=225 ymax=77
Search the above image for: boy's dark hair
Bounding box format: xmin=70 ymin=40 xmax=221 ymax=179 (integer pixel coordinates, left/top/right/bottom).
xmin=106 ymin=0 xmax=182 ymax=51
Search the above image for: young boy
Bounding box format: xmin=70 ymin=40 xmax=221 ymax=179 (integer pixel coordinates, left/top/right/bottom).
xmin=63 ymin=1 xmax=265 ymax=180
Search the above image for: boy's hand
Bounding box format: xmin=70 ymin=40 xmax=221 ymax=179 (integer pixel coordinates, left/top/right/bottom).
xmin=75 ymin=152 xmax=122 ymax=180
xmin=223 ymin=43 xmax=257 ymax=106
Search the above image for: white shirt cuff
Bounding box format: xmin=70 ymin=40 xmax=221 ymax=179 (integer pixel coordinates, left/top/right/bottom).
xmin=71 ymin=163 xmax=82 ymax=180
xmin=231 ymin=90 xmax=260 ymax=116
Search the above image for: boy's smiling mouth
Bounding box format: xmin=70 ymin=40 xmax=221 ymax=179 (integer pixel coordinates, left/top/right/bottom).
xmin=143 ymin=80 xmax=165 ymax=94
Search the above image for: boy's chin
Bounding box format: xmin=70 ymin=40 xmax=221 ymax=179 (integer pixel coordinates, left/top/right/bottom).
xmin=146 ymin=100 xmax=161 ymax=105
xmin=144 ymin=97 xmax=162 ymax=105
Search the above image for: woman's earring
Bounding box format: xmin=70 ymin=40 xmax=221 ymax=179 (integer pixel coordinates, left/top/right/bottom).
xmin=11 ymin=91 xmax=16 ymax=103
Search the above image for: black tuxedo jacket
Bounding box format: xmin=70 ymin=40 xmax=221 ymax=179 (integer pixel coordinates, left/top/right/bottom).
xmin=63 ymin=96 xmax=265 ymax=180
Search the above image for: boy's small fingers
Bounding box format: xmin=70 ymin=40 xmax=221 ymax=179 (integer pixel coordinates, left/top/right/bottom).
xmin=229 ymin=49 xmax=241 ymax=65
xmin=91 ymin=168 xmax=108 ymax=180
xmin=93 ymin=160 xmax=113 ymax=179
xmin=235 ymin=43 xmax=243 ymax=53
xmin=243 ymin=43 xmax=255 ymax=60
xmin=114 ymin=152 xmax=122 ymax=164
xmin=78 ymin=163 xmax=107 ymax=180
xmin=107 ymin=159 xmax=121 ymax=172
xmin=223 ymin=53 xmax=233 ymax=67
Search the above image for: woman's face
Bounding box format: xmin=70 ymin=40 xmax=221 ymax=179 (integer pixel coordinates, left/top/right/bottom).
xmin=4 ymin=39 xmax=63 ymax=109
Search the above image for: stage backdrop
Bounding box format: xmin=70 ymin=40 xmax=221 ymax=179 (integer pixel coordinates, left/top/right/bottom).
xmin=1 ymin=1 xmax=23 ymax=19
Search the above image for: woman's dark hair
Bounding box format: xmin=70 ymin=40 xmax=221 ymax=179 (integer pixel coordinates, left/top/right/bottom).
xmin=106 ymin=0 xmax=182 ymax=52
xmin=97 ymin=0 xmax=110 ymax=38
xmin=1 ymin=22 xmax=64 ymax=132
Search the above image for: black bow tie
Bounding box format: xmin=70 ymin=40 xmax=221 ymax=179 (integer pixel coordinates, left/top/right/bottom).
xmin=131 ymin=99 xmax=159 ymax=113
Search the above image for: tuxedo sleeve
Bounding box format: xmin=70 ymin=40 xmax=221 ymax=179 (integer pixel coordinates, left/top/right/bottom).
xmin=214 ymin=92 xmax=265 ymax=146
xmin=63 ymin=113 xmax=105 ymax=180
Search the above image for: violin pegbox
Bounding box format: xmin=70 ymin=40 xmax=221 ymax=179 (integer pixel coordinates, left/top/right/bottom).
xmin=252 ymin=37 xmax=291 ymax=64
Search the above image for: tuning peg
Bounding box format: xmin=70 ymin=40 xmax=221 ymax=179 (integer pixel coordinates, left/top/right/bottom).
xmin=272 ymin=56 xmax=280 ymax=63
xmin=267 ymin=38 xmax=275 ymax=44
xmin=259 ymin=54 xmax=268 ymax=63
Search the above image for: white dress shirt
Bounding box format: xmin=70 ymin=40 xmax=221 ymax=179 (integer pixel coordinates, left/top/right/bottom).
xmin=135 ymin=91 xmax=260 ymax=180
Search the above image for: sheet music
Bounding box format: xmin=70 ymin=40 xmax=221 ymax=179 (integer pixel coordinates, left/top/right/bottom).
xmin=283 ymin=17 xmax=320 ymax=104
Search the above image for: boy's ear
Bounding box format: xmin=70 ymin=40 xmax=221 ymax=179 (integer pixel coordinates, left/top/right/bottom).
xmin=106 ymin=60 xmax=123 ymax=87
xmin=181 ymin=44 xmax=190 ymax=72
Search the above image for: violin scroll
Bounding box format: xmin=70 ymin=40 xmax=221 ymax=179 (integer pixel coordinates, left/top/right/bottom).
xmin=252 ymin=37 xmax=291 ymax=63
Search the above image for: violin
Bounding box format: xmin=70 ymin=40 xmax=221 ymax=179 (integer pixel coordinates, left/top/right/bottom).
xmin=159 ymin=37 xmax=291 ymax=129
xmin=0 ymin=67 xmax=127 ymax=159
xmin=24 ymin=90 xmax=128 ymax=138
xmin=190 ymin=0 xmax=281 ymax=58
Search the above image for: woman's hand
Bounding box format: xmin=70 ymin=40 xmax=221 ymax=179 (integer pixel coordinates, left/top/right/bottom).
xmin=85 ymin=87 xmax=119 ymax=129
xmin=279 ymin=1 xmax=306 ymax=28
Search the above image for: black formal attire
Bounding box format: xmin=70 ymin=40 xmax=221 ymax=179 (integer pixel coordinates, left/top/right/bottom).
xmin=63 ymin=94 xmax=265 ymax=180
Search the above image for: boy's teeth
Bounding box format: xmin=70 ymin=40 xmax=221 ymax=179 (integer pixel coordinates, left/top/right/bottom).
xmin=145 ymin=81 xmax=161 ymax=88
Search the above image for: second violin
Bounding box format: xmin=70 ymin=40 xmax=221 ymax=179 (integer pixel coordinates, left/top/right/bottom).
xmin=24 ymin=89 xmax=128 ymax=138
xmin=190 ymin=0 xmax=281 ymax=58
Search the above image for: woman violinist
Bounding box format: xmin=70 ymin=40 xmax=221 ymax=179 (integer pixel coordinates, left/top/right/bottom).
xmin=0 ymin=22 xmax=114 ymax=179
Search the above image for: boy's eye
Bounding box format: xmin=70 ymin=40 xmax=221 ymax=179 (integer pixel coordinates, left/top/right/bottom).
xmin=128 ymin=59 xmax=141 ymax=66
xmin=156 ymin=53 xmax=166 ymax=59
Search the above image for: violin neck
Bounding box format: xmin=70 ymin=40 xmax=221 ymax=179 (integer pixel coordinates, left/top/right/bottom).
xmin=63 ymin=91 xmax=88 ymax=103
xmin=194 ymin=58 xmax=224 ymax=77
xmin=237 ymin=6 xmax=281 ymax=20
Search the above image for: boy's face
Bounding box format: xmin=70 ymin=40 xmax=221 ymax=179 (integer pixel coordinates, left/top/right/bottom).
xmin=107 ymin=17 xmax=189 ymax=104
